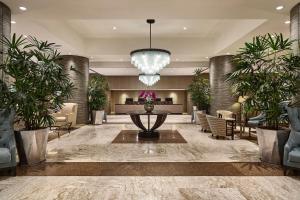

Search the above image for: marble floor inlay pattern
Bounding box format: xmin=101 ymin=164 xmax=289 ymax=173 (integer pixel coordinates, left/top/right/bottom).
xmin=0 ymin=176 xmax=300 ymax=200
xmin=111 ymin=130 xmax=187 ymax=144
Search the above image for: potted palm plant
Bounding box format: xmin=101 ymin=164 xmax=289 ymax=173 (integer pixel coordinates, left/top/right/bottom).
xmin=188 ymin=68 xmax=210 ymax=112
xmin=0 ymin=34 xmax=74 ymax=165
xmin=227 ymin=33 xmax=300 ymax=164
xmin=88 ymin=75 xmax=109 ymax=125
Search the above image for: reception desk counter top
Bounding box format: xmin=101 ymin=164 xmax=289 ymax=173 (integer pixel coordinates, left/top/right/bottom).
xmin=115 ymin=104 xmax=183 ymax=114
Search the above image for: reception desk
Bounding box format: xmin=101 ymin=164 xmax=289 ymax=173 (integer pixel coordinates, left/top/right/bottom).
xmin=115 ymin=104 xmax=184 ymax=114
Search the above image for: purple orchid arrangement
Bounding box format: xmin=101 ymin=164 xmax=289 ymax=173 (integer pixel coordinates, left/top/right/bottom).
xmin=139 ymin=90 xmax=156 ymax=103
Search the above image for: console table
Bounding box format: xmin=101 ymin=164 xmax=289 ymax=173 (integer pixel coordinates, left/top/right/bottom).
xmin=128 ymin=110 xmax=169 ymax=138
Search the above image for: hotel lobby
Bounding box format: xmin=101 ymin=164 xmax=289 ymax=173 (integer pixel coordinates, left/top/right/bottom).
xmin=0 ymin=0 xmax=300 ymax=199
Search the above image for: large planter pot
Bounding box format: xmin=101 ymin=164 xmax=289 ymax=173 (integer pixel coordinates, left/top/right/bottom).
xmin=14 ymin=128 xmax=49 ymax=165
xmin=256 ymin=127 xmax=290 ymax=165
xmin=92 ymin=110 xmax=104 ymax=125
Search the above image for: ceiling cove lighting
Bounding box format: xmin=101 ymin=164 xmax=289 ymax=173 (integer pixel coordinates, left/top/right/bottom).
xmin=139 ymin=73 xmax=160 ymax=86
xmin=130 ymin=19 xmax=171 ymax=74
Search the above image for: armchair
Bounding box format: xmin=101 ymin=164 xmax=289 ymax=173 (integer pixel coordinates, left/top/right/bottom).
xmin=217 ymin=110 xmax=237 ymax=129
xmin=283 ymin=106 xmax=300 ymax=174
xmin=197 ymin=113 xmax=210 ymax=132
xmin=217 ymin=110 xmax=236 ymax=119
xmin=0 ymin=109 xmax=16 ymax=175
xmin=206 ymin=115 xmax=234 ymax=140
xmin=51 ymin=103 xmax=78 ymax=127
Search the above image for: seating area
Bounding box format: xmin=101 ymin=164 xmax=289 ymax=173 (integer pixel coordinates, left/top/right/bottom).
xmin=0 ymin=0 xmax=300 ymax=199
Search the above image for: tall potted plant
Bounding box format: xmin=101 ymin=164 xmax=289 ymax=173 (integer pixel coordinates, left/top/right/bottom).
xmin=227 ymin=33 xmax=300 ymax=164
xmin=188 ymin=68 xmax=210 ymax=118
xmin=88 ymin=75 xmax=109 ymax=125
xmin=0 ymin=34 xmax=74 ymax=165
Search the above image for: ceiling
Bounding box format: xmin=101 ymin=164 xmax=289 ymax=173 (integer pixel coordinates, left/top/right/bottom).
xmin=3 ymin=0 xmax=298 ymax=75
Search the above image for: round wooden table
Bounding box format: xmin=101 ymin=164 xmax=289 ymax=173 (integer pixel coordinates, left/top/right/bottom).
xmin=128 ymin=110 xmax=169 ymax=138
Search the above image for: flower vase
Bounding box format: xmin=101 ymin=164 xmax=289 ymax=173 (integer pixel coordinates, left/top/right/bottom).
xmin=144 ymin=103 xmax=154 ymax=113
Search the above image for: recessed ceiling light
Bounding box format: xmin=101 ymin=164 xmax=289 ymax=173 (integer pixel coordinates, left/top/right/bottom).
xmin=19 ymin=6 xmax=27 ymax=11
xmin=183 ymin=27 xmax=187 ymax=30
xmin=11 ymin=21 xmax=16 ymax=24
xmin=285 ymin=20 xmax=290 ymax=24
xmin=276 ymin=5 xmax=284 ymax=10
xmin=23 ymin=35 xmax=27 ymax=38
xmin=113 ymin=26 xmax=117 ymax=30
xmin=226 ymin=52 xmax=231 ymax=55
xmin=205 ymin=56 xmax=209 ymax=59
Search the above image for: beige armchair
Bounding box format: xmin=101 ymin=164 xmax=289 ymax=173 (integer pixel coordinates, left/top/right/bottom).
xmin=206 ymin=115 xmax=234 ymax=140
xmin=216 ymin=110 xmax=235 ymax=119
xmin=197 ymin=113 xmax=210 ymax=132
xmin=51 ymin=103 xmax=78 ymax=127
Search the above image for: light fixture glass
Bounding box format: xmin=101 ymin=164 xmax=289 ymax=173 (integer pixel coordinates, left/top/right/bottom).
xmin=19 ymin=6 xmax=27 ymax=11
xmin=130 ymin=19 xmax=171 ymax=74
xmin=276 ymin=5 xmax=284 ymax=10
xmin=139 ymin=73 xmax=160 ymax=86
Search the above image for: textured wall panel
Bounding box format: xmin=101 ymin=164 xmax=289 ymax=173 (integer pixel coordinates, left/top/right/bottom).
xmin=0 ymin=2 xmax=11 ymax=82
xmin=209 ymin=55 xmax=237 ymax=115
xmin=59 ymin=55 xmax=89 ymax=124
xmin=291 ymin=3 xmax=300 ymax=55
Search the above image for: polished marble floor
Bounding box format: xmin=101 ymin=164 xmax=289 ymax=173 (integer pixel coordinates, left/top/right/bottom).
xmin=1 ymin=176 xmax=300 ymax=200
xmin=1 ymin=115 xmax=299 ymax=200
xmin=46 ymin=123 xmax=260 ymax=162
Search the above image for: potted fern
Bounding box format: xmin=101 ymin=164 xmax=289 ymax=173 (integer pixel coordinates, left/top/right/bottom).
xmin=0 ymin=34 xmax=74 ymax=165
xmin=88 ymin=75 xmax=109 ymax=125
xmin=227 ymin=33 xmax=300 ymax=164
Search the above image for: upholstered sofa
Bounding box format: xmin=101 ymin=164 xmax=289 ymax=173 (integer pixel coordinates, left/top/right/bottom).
xmin=283 ymin=106 xmax=300 ymax=173
xmin=51 ymin=103 xmax=78 ymax=127
xmin=0 ymin=109 xmax=16 ymax=175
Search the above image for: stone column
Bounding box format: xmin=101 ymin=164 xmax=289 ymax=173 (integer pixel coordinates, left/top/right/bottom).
xmin=290 ymin=3 xmax=300 ymax=105
xmin=59 ymin=55 xmax=89 ymax=124
xmin=209 ymin=55 xmax=237 ymax=115
xmin=0 ymin=2 xmax=11 ymax=82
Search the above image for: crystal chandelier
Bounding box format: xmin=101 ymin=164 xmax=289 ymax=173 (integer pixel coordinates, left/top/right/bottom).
xmin=130 ymin=19 xmax=171 ymax=74
xmin=139 ymin=73 xmax=160 ymax=86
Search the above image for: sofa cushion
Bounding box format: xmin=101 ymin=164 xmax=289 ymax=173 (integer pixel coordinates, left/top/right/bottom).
xmin=289 ymin=147 xmax=300 ymax=163
xmin=0 ymin=148 xmax=11 ymax=163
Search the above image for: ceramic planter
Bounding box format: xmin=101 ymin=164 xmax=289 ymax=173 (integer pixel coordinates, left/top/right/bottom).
xmin=92 ymin=110 xmax=104 ymax=125
xmin=15 ymin=128 xmax=49 ymax=165
xmin=256 ymin=127 xmax=290 ymax=165
xmin=144 ymin=103 xmax=154 ymax=113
